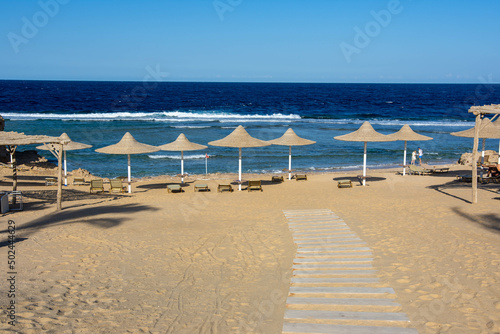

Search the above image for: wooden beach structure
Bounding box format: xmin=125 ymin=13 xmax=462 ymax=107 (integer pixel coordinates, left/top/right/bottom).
xmin=469 ymin=104 xmax=500 ymax=204
xmin=0 ymin=132 xmax=69 ymax=210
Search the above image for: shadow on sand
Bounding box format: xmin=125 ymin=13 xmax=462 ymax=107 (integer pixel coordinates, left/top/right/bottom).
xmin=0 ymin=202 xmax=159 ymax=247
xmin=452 ymin=207 xmax=500 ymax=233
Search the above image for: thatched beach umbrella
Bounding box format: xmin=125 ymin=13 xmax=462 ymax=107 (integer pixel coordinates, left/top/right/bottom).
xmin=334 ymin=121 xmax=395 ymax=186
xmin=450 ymin=118 xmax=500 ymax=165
xmin=95 ymin=132 xmax=159 ymax=193
xmin=37 ymin=133 xmax=92 ymax=186
xmin=387 ymin=125 xmax=433 ymax=175
xmin=208 ymin=125 xmax=270 ymax=191
xmin=269 ymin=128 xmax=316 ymax=180
xmin=493 ymin=116 xmax=500 ymax=163
xmin=158 ymin=133 xmax=207 ymax=184
xmin=0 ymin=131 xmax=69 ymax=210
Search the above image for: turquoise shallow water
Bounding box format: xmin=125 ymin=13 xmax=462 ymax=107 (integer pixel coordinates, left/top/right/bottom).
xmin=1 ymin=80 xmax=499 ymax=178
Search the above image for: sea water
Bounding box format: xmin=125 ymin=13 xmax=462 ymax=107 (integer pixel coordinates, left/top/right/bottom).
xmin=1 ymin=80 xmax=499 ymax=178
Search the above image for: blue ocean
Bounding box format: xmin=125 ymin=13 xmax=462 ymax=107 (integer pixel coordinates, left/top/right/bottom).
xmin=1 ymin=80 xmax=499 ymax=178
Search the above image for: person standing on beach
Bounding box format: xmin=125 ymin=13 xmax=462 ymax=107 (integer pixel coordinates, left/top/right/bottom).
xmin=418 ymin=147 xmax=423 ymax=165
xmin=411 ymin=150 xmax=417 ymax=165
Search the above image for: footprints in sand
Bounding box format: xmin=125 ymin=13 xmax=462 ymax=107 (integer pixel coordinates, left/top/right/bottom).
xmin=281 ymin=209 xmax=418 ymax=334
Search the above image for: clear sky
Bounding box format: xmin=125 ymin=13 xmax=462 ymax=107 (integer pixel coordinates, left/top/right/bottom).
xmin=0 ymin=0 xmax=499 ymax=83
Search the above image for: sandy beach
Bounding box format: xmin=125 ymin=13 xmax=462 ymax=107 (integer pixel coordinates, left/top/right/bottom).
xmin=1 ymin=165 xmax=499 ymax=333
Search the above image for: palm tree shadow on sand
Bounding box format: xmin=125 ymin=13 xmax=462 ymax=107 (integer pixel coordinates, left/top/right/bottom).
xmin=0 ymin=202 xmax=159 ymax=248
xmin=452 ymin=207 xmax=500 ymax=233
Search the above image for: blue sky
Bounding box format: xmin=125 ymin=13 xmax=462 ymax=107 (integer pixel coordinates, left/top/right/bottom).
xmin=0 ymin=0 xmax=499 ymax=83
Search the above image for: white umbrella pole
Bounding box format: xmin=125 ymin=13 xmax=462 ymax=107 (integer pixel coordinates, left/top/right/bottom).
xmin=481 ymin=138 xmax=485 ymax=164
xmin=480 ymin=138 xmax=485 ymax=178
xmin=363 ymin=142 xmax=367 ymax=186
xmin=498 ymin=140 xmax=500 ymax=164
xmin=238 ymin=147 xmax=242 ymax=191
xmin=181 ymin=151 xmax=184 ymax=184
xmin=403 ymin=140 xmax=407 ymax=176
xmin=289 ymin=146 xmax=292 ymax=180
xmin=127 ymin=154 xmax=132 ymax=193
xmin=64 ymin=150 xmax=68 ymax=186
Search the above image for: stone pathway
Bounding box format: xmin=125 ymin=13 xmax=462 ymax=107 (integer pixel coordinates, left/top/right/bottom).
xmin=282 ymin=209 xmax=418 ymax=334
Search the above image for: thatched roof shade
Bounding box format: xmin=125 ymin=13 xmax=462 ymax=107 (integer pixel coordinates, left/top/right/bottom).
xmin=269 ymin=128 xmax=316 ymax=146
xmin=159 ymin=133 xmax=207 ymax=151
xmin=450 ymin=118 xmax=500 ymax=139
xmin=208 ymin=125 xmax=270 ymax=148
xmin=37 ymin=133 xmax=91 ymax=151
xmin=334 ymin=121 xmax=394 ymax=142
xmin=387 ymin=124 xmax=433 ymax=141
xmin=0 ymin=131 xmax=68 ymax=146
xmin=95 ymin=132 xmax=159 ymax=155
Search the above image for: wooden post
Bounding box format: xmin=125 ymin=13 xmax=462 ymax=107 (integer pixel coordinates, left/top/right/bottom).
xmin=10 ymin=146 xmax=17 ymax=192
xmin=57 ymin=143 xmax=63 ymax=210
xmin=10 ymin=146 xmax=18 ymax=205
xmin=471 ymin=113 xmax=481 ymax=204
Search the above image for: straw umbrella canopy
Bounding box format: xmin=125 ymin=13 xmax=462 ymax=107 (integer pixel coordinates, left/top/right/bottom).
xmin=208 ymin=125 xmax=270 ymax=190
xmin=95 ymin=132 xmax=159 ymax=193
xmin=492 ymin=116 xmax=500 ymax=164
xmin=269 ymin=128 xmax=316 ymax=180
xmin=0 ymin=131 xmax=69 ymax=210
xmin=334 ymin=121 xmax=395 ymax=186
xmin=37 ymin=133 xmax=92 ymax=186
xmin=158 ymin=133 xmax=207 ymax=184
xmin=450 ymin=118 xmax=500 ymax=165
xmin=387 ymin=124 xmax=433 ymax=175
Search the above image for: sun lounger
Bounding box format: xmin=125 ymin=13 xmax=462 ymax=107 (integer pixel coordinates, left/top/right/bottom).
xmin=110 ymin=179 xmax=126 ymax=193
xmin=272 ymin=176 xmax=284 ymax=183
xmin=90 ymin=179 xmax=104 ymax=193
xmin=337 ymin=179 xmax=352 ymax=188
xmin=422 ymin=164 xmax=449 ymax=173
xmin=45 ymin=177 xmax=57 ymax=186
xmin=247 ymin=180 xmax=262 ymax=192
xmin=295 ymin=174 xmax=307 ymax=181
xmin=194 ymin=184 xmax=209 ymax=192
xmin=167 ymin=184 xmax=182 ymax=193
xmin=409 ymin=165 xmax=433 ymax=175
xmin=217 ymin=183 xmax=233 ymax=192
xmin=73 ymin=177 xmax=86 ymax=185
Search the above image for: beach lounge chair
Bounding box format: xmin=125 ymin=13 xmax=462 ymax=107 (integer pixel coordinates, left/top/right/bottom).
xmin=337 ymin=179 xmax=352 ymax=188
xmin=194 ymin=184 xmax=209 ymax=192
xmin=167 ymin=184 xmax=182 ymax=193
xmin=217 ymin=183 xmax=233 ymax=192
xmin=247 ymin=180 xmax=262 ymax=192
xmin=295 ymin=174 xmax=307 ymax=181
xmin=110 ymin=179 xmax=126 ymax=193
xmin=409 ymin=165 xmax=433 ymax=175
xmin=272 ymin=176 xmax=284 ymax=183
xmin=45 ymin=177 xmax=57 ymax=186
xmin=422 ymin=164 xmax=449 ymax=173
xmin=73 ymin=177 xmax=86 ymax=185
xmin=90 ymin=179 xmax=104 ymax=193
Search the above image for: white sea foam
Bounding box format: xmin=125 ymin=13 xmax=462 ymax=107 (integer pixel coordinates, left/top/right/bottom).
xmin=2 ymin=111 xmax=301 ymax=122
xmin=304 ymin=118 xmax=473 ymax=127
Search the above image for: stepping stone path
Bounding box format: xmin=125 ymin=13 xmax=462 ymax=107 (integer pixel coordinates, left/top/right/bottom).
xmin=282 ymin=209 xmax=418 ymax=334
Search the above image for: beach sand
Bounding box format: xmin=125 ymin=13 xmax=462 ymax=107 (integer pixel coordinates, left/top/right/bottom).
xmin=1 ymin=165 xmax=499 ymax=333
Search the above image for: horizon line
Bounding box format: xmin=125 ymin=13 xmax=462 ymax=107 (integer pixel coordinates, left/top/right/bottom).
xmin=1 ymin=78 xmax=498 ymax=85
